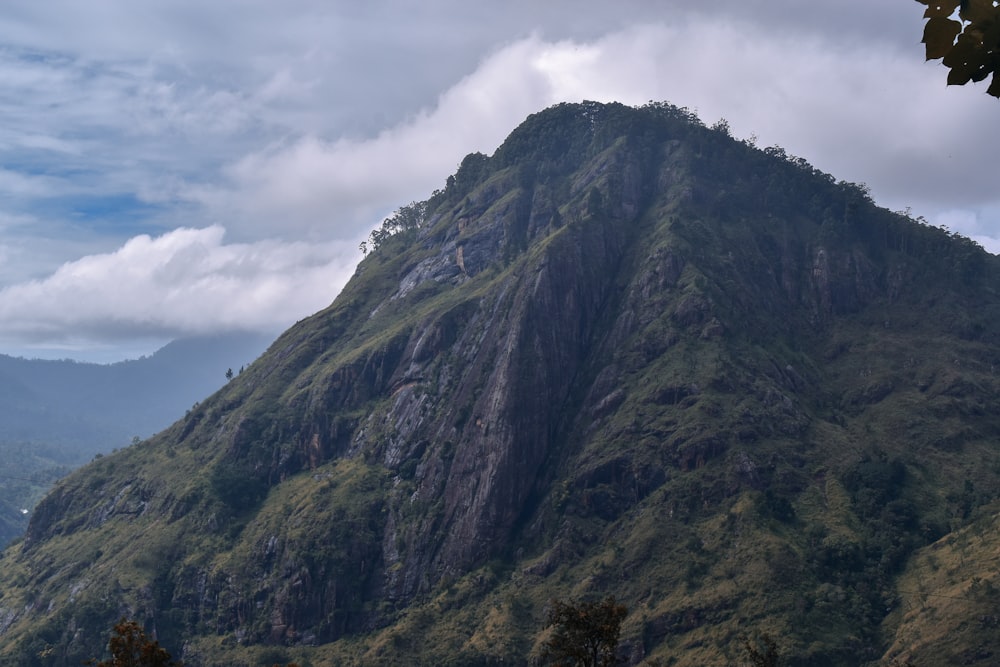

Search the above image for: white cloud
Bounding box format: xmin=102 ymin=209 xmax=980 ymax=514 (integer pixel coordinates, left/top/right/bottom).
xmin=0 ymin=2 xmax=998 ymax=360
xmin=189 ymin=19 xmax=1000 ymax=244
xmin=935 ymin=208 xmax=1000 ymax=255
xmin=5 ymin=5 xmax=995 ymax=247
xmin=0 ymin=168 xmax=64 ymax=198
xmin=186 ymin=35 xmax=566 ymax=239
xmin=185 ymin=29 xmax=682 ymax=239
xmin=0 ymin=226 xmax=359 ymax=345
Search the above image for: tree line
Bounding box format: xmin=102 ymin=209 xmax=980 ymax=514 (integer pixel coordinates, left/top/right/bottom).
xmin=90 ymin=597 xmax=794 ymax=666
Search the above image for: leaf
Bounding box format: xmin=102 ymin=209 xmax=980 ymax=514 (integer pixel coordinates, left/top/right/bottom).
xmin=923 ymin=17 xmax=963 ymax=59
xmin=970 ymin=65 xmax=991 ymax=82
xmin=942 ymin=31 xmax=986 ymax=66
xmin=921 ymin=0 xmax=961 ymax=19
xmin=959 ymin=0 xmax=996 ymax=23
xmin=980 ymin=16 xmax=1000 ymax=49
xmin=987 ymin=73 xmax=1000 ymax=97
xmin=944 ymin=38 xmax=990 ymax=85
xmin=943 ymin=34 xmax=990 ymax=85
xmin=948 ymin=62 xmax=976 ymax=84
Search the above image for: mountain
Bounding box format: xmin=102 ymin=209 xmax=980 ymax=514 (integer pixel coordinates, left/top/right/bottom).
xmin=0 ymin=331 xmax=273 ymax=546
xmin=1 ymin=101 xmax=999 ymax=667
xmin=0 ymin=331 xmax=273 ymax=451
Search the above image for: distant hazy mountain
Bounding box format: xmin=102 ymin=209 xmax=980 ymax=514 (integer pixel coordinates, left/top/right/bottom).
xmin=0 ymin=331 xmax=273 ymax=452
xmin=0 ymin=331 xmax=273 ymax=545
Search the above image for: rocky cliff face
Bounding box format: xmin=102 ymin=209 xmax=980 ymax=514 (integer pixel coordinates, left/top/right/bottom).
xmin=2 ymin=102 xmax=1000 ymax=667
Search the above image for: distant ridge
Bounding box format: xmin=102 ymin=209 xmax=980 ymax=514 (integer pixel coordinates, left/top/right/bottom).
xmin=0 ymin=331 xmax=273 ymax=546
xmin=0 ymin=331 xmax=274 ymax=451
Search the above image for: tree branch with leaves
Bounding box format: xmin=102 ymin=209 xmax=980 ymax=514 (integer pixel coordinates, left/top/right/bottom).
xmin=918 ymin=0 xmax=1000 ymax=97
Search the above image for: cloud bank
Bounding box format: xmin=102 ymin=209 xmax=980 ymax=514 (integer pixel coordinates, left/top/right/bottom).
xmin=190 ymin=21 xmax=1000 ymax=246
xmin=0 ymin=226 xmax=357 ymax=347
xmin=0 ymin=4 xmax=997 ymax=359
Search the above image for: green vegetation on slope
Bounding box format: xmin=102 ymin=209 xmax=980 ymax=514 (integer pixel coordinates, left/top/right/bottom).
xmin=0 ymin=441 xmax=75 ymax=546
xmin=1 ymin=102 xmax=999 ymax=667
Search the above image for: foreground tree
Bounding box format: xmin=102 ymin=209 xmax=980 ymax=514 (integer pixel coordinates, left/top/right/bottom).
xmin=917 ymin=0 xmax=1000 ymax=97
xmin=740 ymin=632 xmax=782 ymax=667
xmin=87 ymin=619 xmax=180 ymax=667
xmin=541 ymin=596 xmax=628 ymax=667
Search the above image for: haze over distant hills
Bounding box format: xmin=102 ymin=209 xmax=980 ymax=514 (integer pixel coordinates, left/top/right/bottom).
xmin=0 ymin=331 xmax=273 ymax=545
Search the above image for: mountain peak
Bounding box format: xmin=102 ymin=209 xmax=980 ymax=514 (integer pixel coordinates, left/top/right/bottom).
xmin=2 ymin=102 xmax=999 ymax=666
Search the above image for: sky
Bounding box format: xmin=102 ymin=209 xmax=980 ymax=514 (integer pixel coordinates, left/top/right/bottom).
xmin=0 ymin=1 xmax=996 ymax=362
